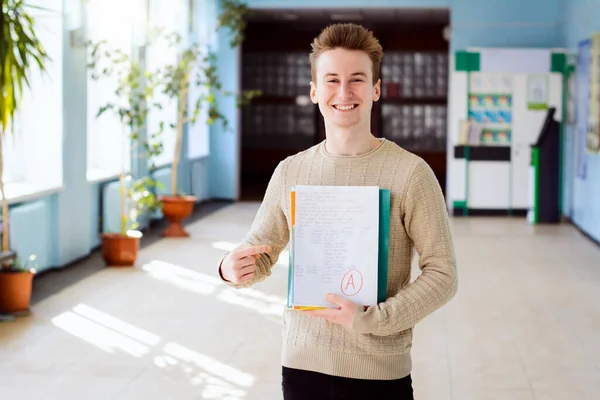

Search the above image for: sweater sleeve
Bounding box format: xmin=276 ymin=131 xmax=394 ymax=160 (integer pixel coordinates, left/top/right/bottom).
xmin=352 ymin=158 xmax=458 ymax=336
xmin=218 ymin=160 xmax=290 ymax=289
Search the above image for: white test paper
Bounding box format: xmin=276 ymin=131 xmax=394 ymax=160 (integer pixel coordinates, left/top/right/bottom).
xmin=292 ymin=185 xmax=380 ymax=308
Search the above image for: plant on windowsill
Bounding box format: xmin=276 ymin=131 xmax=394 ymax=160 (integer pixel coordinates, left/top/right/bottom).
xmin=86 ymin=40 xmax=163 ymax=266
xmin=0 ymin=0 xmax=51 ymax=313
xmin=152 ymin=0 xmax=261 ymax=237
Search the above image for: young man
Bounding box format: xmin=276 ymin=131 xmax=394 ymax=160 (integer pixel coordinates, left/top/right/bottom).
xmin=218 ymin=23 xmax=458 ymax=399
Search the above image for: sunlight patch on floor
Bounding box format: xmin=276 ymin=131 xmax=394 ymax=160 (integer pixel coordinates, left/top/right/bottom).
xmin=212 ymin=241 xmax=238 ymax=253
xmin=51 ymin=311 xmax=151 ymax=357
xmin=51 ymin=303 xmax=255 ymax=399
xmin=141 ymin=259 xmax=285 ymax=321
xmin=142 ymin=260 xmax=224 ymax=295
xmin=212 ymin=241 xmax=290 ymax=267
xmin=73 ymin=303 xmax=161 ymax=346
xmin=150 ymin=352 xmax=249 ymax=399
xmin=217 ymin=287 xmax=286 ymax=317
xmin=163 ymin=342 xmax=255 ymax=387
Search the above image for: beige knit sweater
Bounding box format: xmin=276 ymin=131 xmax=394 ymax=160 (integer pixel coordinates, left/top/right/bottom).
xmin=221 ymin=138 xmax=458 ymax=380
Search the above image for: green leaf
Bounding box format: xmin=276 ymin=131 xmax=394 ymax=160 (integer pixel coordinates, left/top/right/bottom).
xmin=1 ymin=0 xmax=52 ymax=134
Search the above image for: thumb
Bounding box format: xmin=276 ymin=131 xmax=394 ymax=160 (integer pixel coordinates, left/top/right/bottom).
xmin=327 ymin=293 xmax=351 ymax=307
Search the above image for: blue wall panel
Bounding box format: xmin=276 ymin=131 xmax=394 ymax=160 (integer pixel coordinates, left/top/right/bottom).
xmin=562 ymin=123 xmax=576 ymax=218
xmin=152 ymin=167 xmax=173 ymax=220
xmin=9 ymin=200 xmax=52 ymax=273
xmin=101 ymin=180 xmax=122 ymax=234
xmin=208 ymin=0 xmax=240 ymax=200
xmin=561 ymin=0 xmax=600 ymax=243
xmin=54 ymin=2 xmax=93 ymax=266
xmin=90 ymin=183 xmax=101 ymax=249
xmin=152 ymin=167 xmax=172 ymax=198
xmin=191 ymin=158 xmax=210 ymax=202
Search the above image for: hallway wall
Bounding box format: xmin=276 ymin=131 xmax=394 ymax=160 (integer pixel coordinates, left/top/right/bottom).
xmin=560 ymin=0 xmax=600 ymax=243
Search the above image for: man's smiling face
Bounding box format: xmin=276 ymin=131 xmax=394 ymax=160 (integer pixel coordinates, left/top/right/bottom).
xmin=310 ymin=47 xmax=381 ymax=129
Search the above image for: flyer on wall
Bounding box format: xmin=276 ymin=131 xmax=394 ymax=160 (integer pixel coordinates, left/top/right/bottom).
xmin=588 ymin=32 xmax=600 ymax=153
xmin=576 ymin=39 xmax=590 ymax=179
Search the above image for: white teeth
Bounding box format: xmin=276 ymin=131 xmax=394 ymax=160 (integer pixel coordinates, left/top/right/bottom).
xmin=334 ymin=104 xmax=356 ymax=111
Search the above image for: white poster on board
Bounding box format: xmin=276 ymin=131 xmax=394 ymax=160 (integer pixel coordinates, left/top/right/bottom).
xmin=527 ymin=75 xmax=549 ymax=110
xmin=470 ymin=73 xmax=513 ymax=94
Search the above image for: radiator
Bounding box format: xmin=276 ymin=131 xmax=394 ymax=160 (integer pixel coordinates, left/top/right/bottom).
xmin=101 ymin=180 xmax=121 ymax=234
xmin=101 ymin=168 xmax=176 ymax=233
xmin=152 ymin=167 xmax=172 ymax=219
xmin=8 ymin=199 xmax=51 ymax=272
xmin=191 ymin=158 xmax=209 ymax=202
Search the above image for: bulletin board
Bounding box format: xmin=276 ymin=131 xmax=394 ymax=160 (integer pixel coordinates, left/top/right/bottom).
xmin=467 ymin=73 xmax=513 ymax=146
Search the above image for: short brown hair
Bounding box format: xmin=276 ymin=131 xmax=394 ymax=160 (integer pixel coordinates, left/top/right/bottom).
xmin=309 ymin=23 xmax=383 ymax=84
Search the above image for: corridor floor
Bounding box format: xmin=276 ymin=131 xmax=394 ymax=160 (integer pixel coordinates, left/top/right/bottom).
xmin=1 ymin=202 xmax=599 ymax=399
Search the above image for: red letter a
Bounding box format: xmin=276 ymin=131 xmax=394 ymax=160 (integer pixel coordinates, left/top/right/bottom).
xmin=345 ymin=274 xmax=355 ymax=290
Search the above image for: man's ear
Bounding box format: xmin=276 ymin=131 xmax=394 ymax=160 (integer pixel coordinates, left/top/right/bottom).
xmin=373 ymin=79 xmax=381 ymax=102
xmin=310 ymin=81 xmax=318 ymax=104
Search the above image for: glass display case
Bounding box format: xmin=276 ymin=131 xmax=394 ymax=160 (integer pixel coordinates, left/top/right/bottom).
xmin=380 ymin=51 xmax=448 ymax=152
xmin=242 ymin=50 xmax=448 ymax=153
xmin=242 ymin=51 xmax=315 ymax=150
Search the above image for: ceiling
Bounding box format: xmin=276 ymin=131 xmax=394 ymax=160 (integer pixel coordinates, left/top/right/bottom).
xmin=246 ymin=8 xmax=450 ymax=25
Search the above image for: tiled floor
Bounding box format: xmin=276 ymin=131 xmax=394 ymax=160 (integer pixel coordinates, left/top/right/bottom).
xmin=1 ymin=202 xmax=599 ymax=399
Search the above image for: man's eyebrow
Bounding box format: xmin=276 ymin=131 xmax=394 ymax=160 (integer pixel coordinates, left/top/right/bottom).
xmin=324 ymin=72 xmax=367 ymax=78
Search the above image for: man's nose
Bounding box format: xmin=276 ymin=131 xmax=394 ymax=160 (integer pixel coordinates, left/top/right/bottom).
xmin=338 ymin=81 xmax=353 ymax=99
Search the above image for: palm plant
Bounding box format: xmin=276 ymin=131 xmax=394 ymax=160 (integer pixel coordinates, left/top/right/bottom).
xmin=0 ymin=0 xmax=50 ymax=313
xmin=0 ymin=0 xmax=51 ymax=267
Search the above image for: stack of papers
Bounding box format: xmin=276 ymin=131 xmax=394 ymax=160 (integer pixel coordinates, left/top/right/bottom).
xmin=287 ymin=185 xmax=390 ymax=310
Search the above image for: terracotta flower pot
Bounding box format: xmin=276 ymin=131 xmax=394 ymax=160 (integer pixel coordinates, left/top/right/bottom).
xmin=0 ymin=270 xmax=34 ymax=313
xmin=160 ymin=195 xmax=196 ymax=237
xmin=101 ymin=232 xmax=140 ymax=266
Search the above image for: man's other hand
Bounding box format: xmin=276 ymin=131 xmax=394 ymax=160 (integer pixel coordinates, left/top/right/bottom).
xmin=220 ymin=244 xmax=272 ymax=284
xmin=304 ymin=293 xmax=359 ymax=329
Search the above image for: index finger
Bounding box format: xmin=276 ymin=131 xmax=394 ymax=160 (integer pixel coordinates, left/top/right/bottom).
xmin=233 ymin=244 xmax=272 ymax=258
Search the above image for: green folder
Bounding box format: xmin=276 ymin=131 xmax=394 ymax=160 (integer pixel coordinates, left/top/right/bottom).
xmin=378 ymin=189 xmax=390 ymax=303
xmin=287 ymin=188 xmax=390 ymax=308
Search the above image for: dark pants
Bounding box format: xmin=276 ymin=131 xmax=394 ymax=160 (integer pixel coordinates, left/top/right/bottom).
xmin=282 ymin=366 xmax=414 ymax=400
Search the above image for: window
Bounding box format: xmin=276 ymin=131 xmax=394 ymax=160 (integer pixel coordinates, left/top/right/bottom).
xmin=86 ymin=0 xmax=142 ymax=182
xmin=1 ymin=0 xmax=64 ymax=201
xmin=146 ymin=0 xmax=189 ymax=168
xmin=186 ymin=83 xmax=210 ymax=160
xmin=186 ymin=5 xmax=211 ymax=160
xmin=186 ymin=44 xmax=211 ymax=160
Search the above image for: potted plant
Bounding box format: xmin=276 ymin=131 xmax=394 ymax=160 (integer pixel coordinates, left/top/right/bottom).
xmin=0 ymin=253 xmax=38 ymax=313
xmin=86 ymin=40 xmax=163 ymax=266
xmin=155 ymin=0 xmax=260 ymax=237
xmin=100 ymin=175 xmax=162 ymax=266
xmin=0 ymin=0 xmax=51 ymax=312
xmin=154 ymin=33 xmax=228 ymax=237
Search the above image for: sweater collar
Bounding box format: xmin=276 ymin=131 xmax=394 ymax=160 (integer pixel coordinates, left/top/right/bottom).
xmin=320 ymin=138 xmax=388 ymax=162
